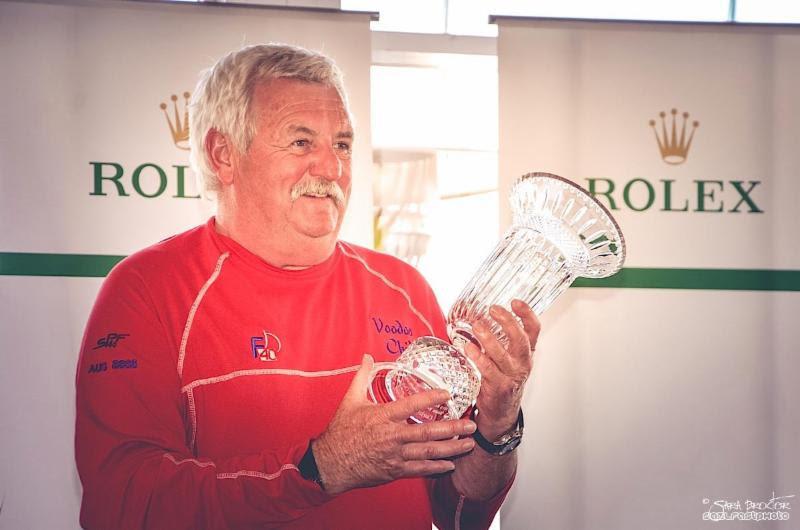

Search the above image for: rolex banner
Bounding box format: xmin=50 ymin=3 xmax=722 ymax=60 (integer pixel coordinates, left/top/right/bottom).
xmin=0 ymin=1 xmax=372 ymax=528
xmin=495 ymin=18 xmax=800 ymax=530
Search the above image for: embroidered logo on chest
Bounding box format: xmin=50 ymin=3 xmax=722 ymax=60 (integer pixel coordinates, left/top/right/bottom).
xmin=370 ymin=316 xmax=415 ymax=355
xmin=250 ymin=331 xmax=282 ymax=362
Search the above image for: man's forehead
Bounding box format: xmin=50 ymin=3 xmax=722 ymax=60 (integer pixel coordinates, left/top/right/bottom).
xmin=252 ymin=80 xmax=352 ymax=132
xmin=254 ymin=80 xmax=347 ymax=113
xmin=264 ymin=97 xmax=348 ymax=116
xmin=286 ymin=124 xmax=354 ymax=138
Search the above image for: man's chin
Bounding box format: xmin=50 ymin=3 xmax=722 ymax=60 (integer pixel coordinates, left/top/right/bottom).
xmin=291 ymin=203 xmax=342 ymax=236
xmin=293 ymin=219 xmax=341 ymax=240
xmin=301 ymin=228 xmax=337 ymax=240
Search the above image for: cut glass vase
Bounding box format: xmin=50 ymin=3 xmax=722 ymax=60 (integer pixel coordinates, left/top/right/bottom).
xmin=368 ymin=173 xmax=626 ymax=422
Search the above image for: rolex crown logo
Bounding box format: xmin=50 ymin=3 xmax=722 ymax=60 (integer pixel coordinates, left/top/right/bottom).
xmin=160 ymin=92 xmax=191 ymax=151
xmin=648 ymin=108 xmax=699 ymax=165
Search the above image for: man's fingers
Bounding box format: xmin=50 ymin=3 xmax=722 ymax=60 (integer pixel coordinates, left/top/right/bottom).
xmin=384 ymin=388 xmax=451 ymax=421
xmin=512 ymin=299 xmax=541 ymax=351
xmin=401 ymin=438 xmax=475 ymax=461
xmin=463 ymin=341 xmax=503 ymax=383
xmin=343 ymin=354 xmax=374 ymax=402
xmin=473 ymin=317 xmax=517 ymax=374
xmin=401 ymin=459 xmax=456 ymax=477
xmin=488 ymin=304 xmax=530 ymax=361
xmin=402 ymin=418 xmax=477 ymax=442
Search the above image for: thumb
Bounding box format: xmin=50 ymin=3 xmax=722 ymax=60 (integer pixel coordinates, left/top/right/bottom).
xmin=343 ymin=354 xmax=374 ymax=403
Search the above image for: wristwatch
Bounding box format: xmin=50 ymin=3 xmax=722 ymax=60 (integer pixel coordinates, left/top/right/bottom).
xmin=298 ymin=440 xmax=326 ymax=490
xmin=472 ymin=409 xmax=524 ymax=456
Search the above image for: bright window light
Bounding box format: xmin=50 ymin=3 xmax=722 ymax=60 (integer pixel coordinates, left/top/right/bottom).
xmin=370 ymin=56 xmax=498 ymax=151
xmin=419 ymin=190 xmax=500 ymax=310
xmin=735 ymin=0 xmax=800 ymax=22
xmin=343 ymin=0 xmax=447 ymax=34
xmin=344 ymin=0 xmax=734 ymax=36
xmin=370 ymin=56 xmax=500 ymax=309
xmin=436 ymin=150 xmax=497 ymax=197
xmin=489 ymin=0 xmax=729 ymax=22
xmin=446 ymin=0 xmax=499 ymax=37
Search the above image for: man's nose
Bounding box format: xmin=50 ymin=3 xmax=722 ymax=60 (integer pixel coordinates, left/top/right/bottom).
xmin=310 ymin=144 xmax=343 ymax=181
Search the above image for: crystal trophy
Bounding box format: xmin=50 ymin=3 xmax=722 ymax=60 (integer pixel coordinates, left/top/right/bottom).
xmin=368 ymin=173 xmax=626 ymax=422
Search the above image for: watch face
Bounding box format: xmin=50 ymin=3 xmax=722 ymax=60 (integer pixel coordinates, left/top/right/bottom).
xmin=496 ymin=434 xmax=522 ymax=455
xmin=473 ymin=413 xmax=524 ymax=455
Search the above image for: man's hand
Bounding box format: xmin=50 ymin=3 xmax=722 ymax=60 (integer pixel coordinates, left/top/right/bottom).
xmin=313 ymin=354 xmax=477 ymax=496
xmin=464 ymin=299 xmax=541 ymax=441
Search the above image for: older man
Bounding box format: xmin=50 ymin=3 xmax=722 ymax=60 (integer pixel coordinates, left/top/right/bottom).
xmin=75 ymin=44 xmax=540 ymax=529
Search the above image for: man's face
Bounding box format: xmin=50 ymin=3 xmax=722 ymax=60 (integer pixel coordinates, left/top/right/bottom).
xmin=231 ymin=78 xmax=353 ymax=242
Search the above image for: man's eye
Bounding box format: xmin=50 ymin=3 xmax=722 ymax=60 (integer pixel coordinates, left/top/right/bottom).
xmin=292 ymin=139 xmax=310 ymax=148
xmin=335 ymin=142 xmax=352 ymax=152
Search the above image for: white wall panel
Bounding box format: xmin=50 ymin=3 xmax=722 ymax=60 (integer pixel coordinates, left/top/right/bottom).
xmin=496 ymin=18 xmax=799 ymax=530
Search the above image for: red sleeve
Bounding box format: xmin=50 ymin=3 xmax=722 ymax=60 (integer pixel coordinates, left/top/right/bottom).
xmin=429 ymin=471 xmax=515 ymax=530
xmin=75 ymin=263 xmax=332 ymax=530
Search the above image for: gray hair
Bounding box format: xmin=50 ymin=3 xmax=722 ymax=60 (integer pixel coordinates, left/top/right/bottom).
xmin=189 ymin=43 xmax=350 ymax=195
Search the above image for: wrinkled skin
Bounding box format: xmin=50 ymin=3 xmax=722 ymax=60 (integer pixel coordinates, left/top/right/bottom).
xmin=315 ymin=300 xmax=541 ymax=498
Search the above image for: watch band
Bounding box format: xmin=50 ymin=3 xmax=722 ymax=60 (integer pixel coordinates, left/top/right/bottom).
xmin=472 ymin=408 xmax=524 ymax=456
xmin=298 ymin=440 xmax=326 ymax=490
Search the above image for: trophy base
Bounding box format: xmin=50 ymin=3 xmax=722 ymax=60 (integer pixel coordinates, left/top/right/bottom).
xmin=367 ymin=335 xmax=481 ymax=422
xmin=369 ymin=361 xmax=452 ymax=423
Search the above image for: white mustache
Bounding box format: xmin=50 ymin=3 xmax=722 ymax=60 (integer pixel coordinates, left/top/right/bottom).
xmin=290 ymin=178 xmax=346 ymax=206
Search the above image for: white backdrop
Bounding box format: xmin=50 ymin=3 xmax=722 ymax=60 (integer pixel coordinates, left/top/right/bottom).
xmin=0 ymin=1 xmax=373 ymax=528
xmin=496 ymin=17 xmax=800 ymax=530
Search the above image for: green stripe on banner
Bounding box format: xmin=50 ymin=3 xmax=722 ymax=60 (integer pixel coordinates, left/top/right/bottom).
xmin=0 ymin=252 xmax=125 ymax=278
xmin=1 ymin=253 xmax=800 ymax=291
xmin=573 ymin=267 xmax=800 ymax=291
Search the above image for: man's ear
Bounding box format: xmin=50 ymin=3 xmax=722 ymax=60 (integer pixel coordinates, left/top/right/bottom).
xmin=205 ymin=128 xmax=235 ymax=186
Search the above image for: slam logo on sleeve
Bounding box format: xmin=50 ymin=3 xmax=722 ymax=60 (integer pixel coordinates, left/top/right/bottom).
xmin=92 ymin=332 xmax=130 ymax=350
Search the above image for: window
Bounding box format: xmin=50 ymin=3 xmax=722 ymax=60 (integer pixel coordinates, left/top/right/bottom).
xmin=370 ymin=56 xmax=499 ymax=309
xmin=342 ymin=0 xmax=743 ymax=37
xmin=735 ymin=0 xmax=800 ymax=23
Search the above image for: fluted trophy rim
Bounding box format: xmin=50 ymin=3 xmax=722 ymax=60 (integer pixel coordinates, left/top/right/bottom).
xmin=514 ymin=172 xmax=627 ymax=279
